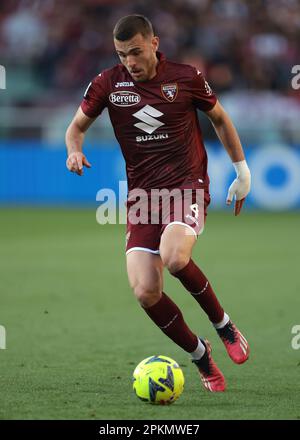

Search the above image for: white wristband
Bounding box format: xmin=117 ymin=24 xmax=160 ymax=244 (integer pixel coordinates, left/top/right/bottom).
xmin=233 ymin=160 xmax=250 ymax=178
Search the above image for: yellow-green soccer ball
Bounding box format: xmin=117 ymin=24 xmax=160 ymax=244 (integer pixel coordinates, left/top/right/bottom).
xmin=132 ymin=355 xmax=185 ymax=405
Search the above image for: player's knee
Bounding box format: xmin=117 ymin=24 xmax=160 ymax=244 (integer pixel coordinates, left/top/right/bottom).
xmin=162 ymin=251 xmax=189 ymax=274
xmin=133 ymin=284 xmax=161 ymax=308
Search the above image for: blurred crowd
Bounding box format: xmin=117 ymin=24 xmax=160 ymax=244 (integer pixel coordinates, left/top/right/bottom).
xmin=0 ymin=0 xmax=300 ymax=143
xmin=1 ymin=0 xmax=299 ymax=96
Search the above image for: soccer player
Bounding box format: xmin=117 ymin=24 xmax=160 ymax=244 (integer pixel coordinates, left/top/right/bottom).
xmin=65 ymin=15 xmax=251 ymax=392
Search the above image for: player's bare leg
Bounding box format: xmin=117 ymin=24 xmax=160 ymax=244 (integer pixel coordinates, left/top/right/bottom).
xmin=126 ymin=249 xmax=225 ymax=392
xmin=159 ymin=223 xmax=196 ymax=273
xmin=160 ymin=223 xmax=249 ymax=365
xmin=126 ymin=250 xmax=163 ymax=308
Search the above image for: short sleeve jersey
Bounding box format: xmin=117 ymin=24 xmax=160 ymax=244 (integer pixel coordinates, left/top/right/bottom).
xmin=81 ymin=52 xmax=217 ymax=191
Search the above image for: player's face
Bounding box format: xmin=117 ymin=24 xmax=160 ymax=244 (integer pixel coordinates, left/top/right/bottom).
xmin=114 ymin=33 xmax=159 ymax=82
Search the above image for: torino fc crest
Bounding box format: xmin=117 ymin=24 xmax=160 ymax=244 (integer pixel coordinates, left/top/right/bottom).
xmin=161 ymin=83 xmax=178 ymax=102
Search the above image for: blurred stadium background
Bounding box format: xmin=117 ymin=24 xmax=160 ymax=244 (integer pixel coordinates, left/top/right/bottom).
xmin=1 ymin=0 xmax=300 ymax=207
xmin=0 ymin=0 xmax=300 ymax=420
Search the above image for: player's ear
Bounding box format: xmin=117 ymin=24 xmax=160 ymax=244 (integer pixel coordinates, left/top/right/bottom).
xmin=151 ymin=35 xmax=159 ymax=52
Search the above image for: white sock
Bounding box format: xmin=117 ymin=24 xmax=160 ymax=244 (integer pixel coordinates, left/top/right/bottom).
xmin=190 ymin=338 xmax=206 ymax=361
xmin=213 ymin=312 xmax=230 ymax=330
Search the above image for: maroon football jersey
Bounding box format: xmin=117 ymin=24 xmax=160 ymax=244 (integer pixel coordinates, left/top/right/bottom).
xmin=81 ymin=52 xmax=217 ymax=191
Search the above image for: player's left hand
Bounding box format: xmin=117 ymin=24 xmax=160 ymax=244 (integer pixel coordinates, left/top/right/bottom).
xmin=66 ymin=152 xmax=91 ymax=176
xmin=226 ymin=160 xmax=251 ymax=216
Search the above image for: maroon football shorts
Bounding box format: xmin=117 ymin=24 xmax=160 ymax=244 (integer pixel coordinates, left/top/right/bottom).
xmin=125 ymin=182 xmax=210 ymax=255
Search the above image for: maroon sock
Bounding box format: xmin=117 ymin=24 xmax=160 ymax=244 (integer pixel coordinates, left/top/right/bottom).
xmin=143 ymin=292 xmax=198 ymax=353
xmin=173 ymin=260 xmax=224 ymax=324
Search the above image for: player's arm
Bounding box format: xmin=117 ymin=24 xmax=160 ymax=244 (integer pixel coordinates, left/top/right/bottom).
xmin=65 ymin=106 xmax=95 ymax=176
xmin=206 ymin=100 xmax=251 ymax=215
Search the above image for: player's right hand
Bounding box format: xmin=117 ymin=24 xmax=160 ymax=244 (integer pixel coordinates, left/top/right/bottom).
xmin=66 ymin=152 xmax=91 ymax=176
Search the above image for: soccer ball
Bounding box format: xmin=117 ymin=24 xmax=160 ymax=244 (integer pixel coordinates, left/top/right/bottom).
xmin=132 ymin=355 xmax=185 ymax=405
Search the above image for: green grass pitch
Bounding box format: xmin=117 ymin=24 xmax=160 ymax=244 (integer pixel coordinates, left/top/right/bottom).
xmin=0 ymin=208 xmax=299 ymax=420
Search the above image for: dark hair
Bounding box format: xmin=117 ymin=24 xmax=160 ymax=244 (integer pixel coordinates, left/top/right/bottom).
xmin=113 ymin=14 xmax=154 ymax=41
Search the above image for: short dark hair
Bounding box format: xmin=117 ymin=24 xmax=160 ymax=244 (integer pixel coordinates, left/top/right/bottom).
xmin=113 ymin=14 xmax=154 ymax=41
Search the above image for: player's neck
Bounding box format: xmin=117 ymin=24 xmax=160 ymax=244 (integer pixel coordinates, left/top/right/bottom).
xmin=148 ymin=54 xmax=159 ymax=80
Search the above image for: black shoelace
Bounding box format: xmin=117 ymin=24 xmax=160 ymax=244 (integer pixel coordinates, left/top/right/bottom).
xmin=216 ymin=321 xmax=236 ymax=344
xmin=192 ymin=350 xmax=211 ymax=375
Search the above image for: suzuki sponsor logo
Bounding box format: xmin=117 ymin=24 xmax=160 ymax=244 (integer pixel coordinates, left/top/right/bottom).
xmin=109 ymin=91 xmax=141 ymax=107
xmin=136 ymin=133 xmax=169 ymax=143
xmin=133 ymin=105 xmax=165 ymax=134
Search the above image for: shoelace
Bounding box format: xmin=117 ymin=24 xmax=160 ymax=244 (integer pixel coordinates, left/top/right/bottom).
xmin=192 ymin=351 xmax=211 ymax=375
xmin=217 ymin=322 xmax=237 ymax=344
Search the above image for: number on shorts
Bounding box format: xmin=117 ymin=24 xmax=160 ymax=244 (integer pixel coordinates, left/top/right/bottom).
xmin=190 ymin=203 xmax=199 ymax=219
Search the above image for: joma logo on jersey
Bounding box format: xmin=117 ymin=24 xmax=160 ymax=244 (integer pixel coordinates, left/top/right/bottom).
xmin=133 ymin=105 xmax=165 ymax=135
xmin=109 ymin=91 xmax=141 ymax=107
xmin=115 ymin=81 xmax=134 ymax=88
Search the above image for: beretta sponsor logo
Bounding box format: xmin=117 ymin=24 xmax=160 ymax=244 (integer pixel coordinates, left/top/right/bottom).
xmin=109 ymin=91 xmax=141 ymax=107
